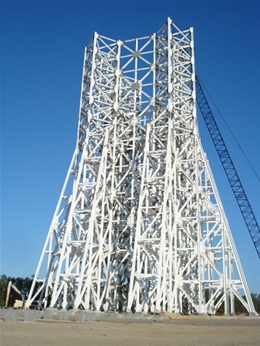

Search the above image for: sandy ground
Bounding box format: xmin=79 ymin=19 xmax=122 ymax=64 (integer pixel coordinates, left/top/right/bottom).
xmin=1 ymin=317 xmax=260 ymax=346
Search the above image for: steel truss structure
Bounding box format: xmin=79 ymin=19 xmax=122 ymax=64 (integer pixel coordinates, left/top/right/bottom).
xmin=26 ymin=18 xmax=256 ymax=315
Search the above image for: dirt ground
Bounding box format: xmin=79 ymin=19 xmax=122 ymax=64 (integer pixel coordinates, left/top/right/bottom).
xmin=1 ymin=316 xmax=260 ymax=346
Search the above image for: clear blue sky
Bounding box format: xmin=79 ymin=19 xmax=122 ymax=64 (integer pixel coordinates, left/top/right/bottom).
xmin=1 ymin=1 xmax=260 ymax=293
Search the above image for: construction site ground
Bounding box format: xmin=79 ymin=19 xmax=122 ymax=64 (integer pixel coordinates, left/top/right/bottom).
xmin=1 ymin=311 xmax=260 ymax=346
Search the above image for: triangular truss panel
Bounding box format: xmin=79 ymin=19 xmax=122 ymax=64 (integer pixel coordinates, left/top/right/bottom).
xmin=26 ymin=18 xmax=256 ymax=315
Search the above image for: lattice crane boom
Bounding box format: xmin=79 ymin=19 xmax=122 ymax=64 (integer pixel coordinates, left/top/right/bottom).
xmin=196 ymin=76 xmax=260 ymax=260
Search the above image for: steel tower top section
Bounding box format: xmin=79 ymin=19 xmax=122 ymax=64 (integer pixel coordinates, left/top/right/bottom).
xmin=77 ymin=17 xmax=196 ymax=147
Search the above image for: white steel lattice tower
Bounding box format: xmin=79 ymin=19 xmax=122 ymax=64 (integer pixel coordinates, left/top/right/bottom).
xmin=26 ymin=18 xmax=256 ymax=314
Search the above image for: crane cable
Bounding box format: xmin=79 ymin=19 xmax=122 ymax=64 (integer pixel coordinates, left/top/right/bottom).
xmin=196 ymin=75 xmax=260 ymax=184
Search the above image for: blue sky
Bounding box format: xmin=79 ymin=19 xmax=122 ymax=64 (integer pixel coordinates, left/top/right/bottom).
xmin=1 ymin=1 xmax=260 ymax=294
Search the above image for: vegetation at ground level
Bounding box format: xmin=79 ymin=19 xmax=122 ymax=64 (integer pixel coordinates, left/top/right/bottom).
xmin=0 ymin=274 xmax=259 ymax=313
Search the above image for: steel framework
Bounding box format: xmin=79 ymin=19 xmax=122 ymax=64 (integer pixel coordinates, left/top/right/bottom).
xmin=26 ymin=18 xmax=256 ymax=315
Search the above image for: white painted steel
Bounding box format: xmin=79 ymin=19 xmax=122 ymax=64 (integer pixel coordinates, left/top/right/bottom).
xmin=26 ymin=18 xmax=256 ymax=314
